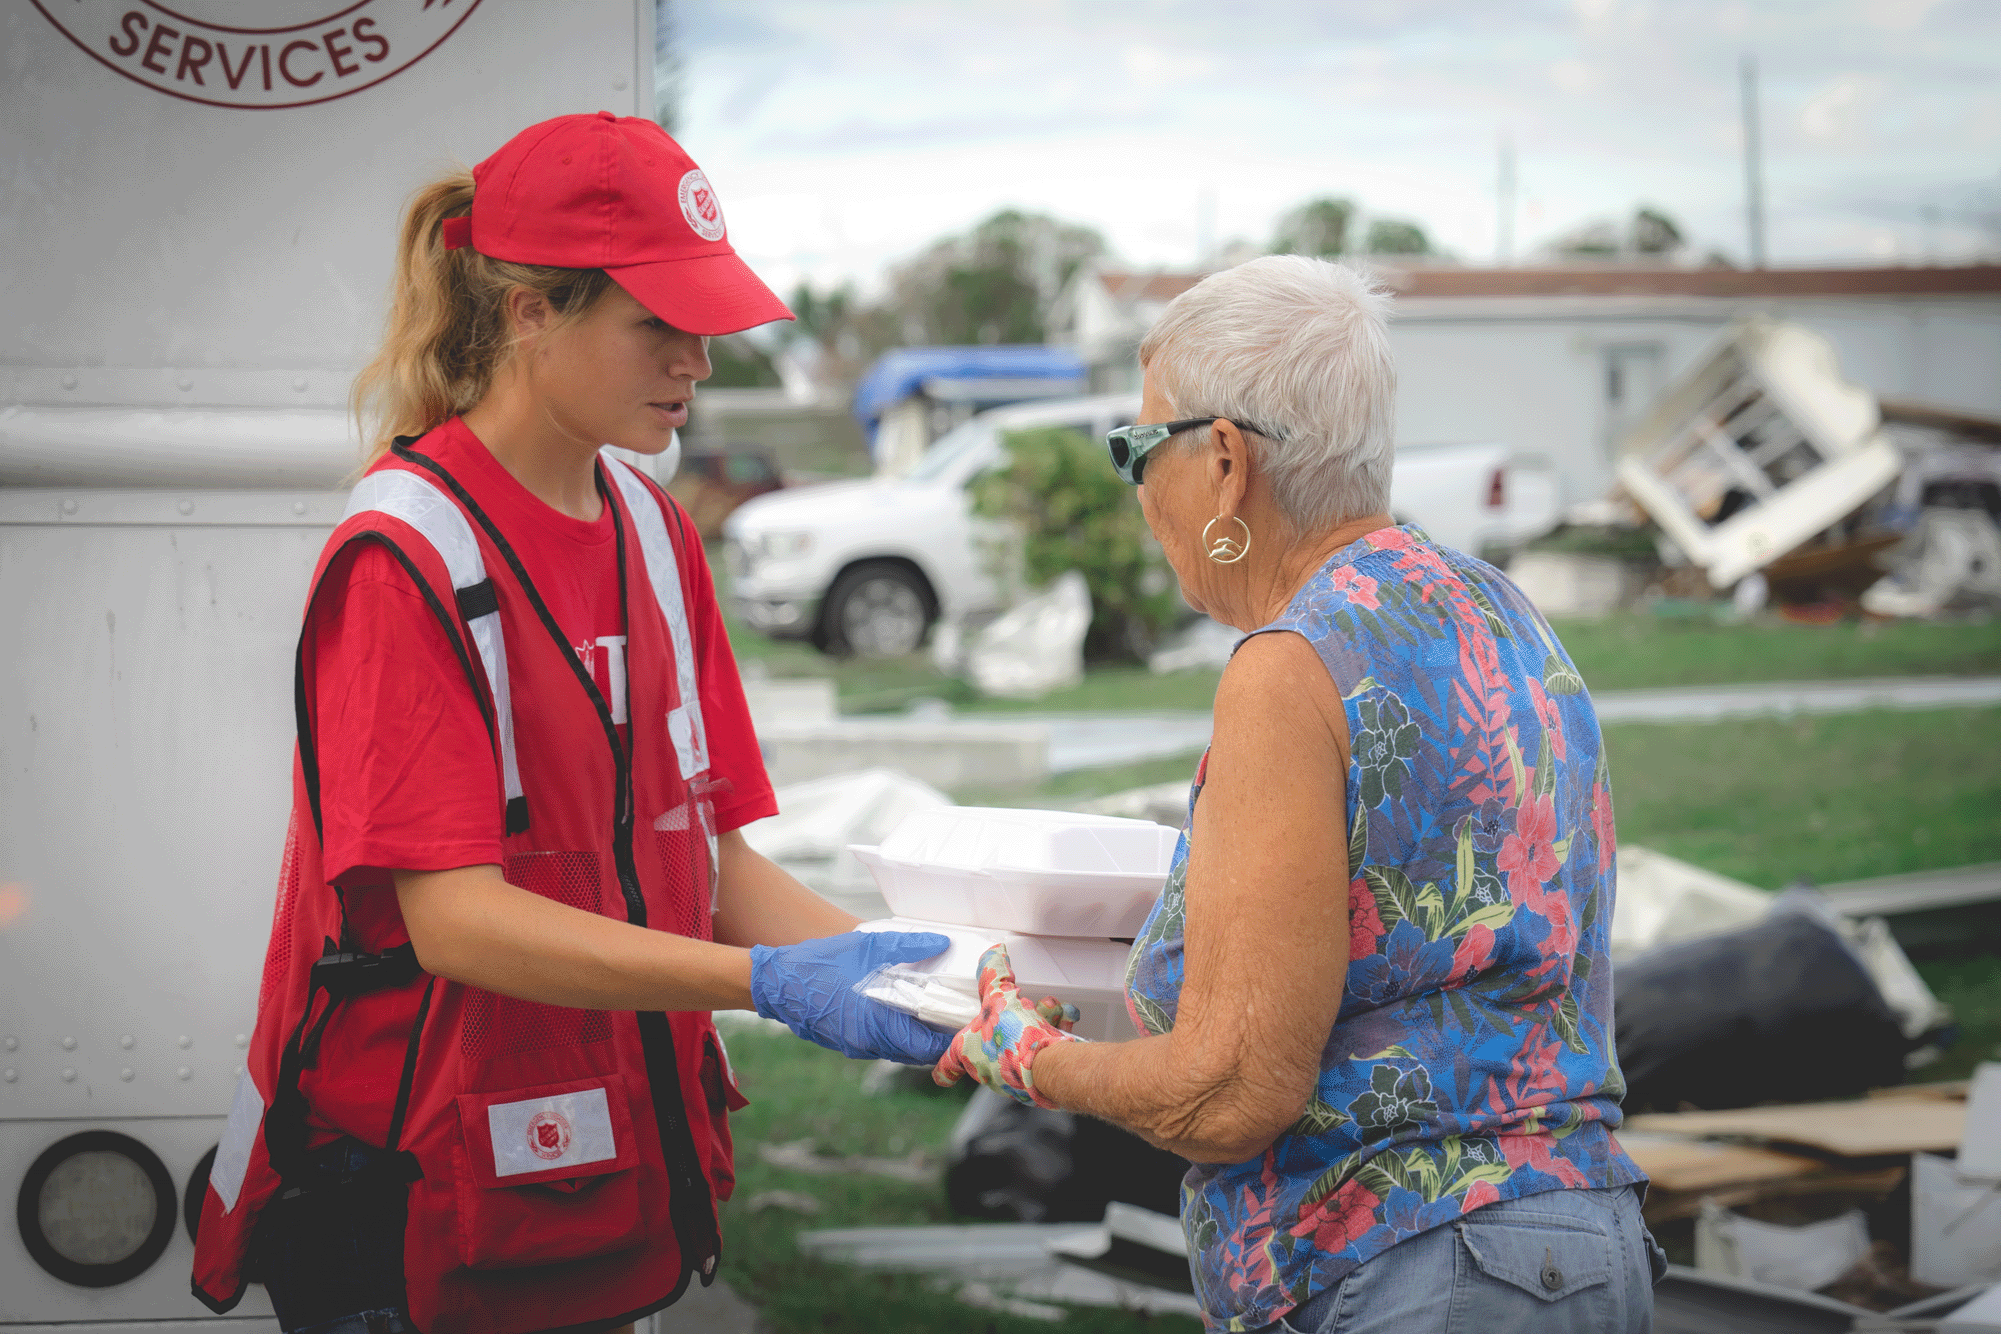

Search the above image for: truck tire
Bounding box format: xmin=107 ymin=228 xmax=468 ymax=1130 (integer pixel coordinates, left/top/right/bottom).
xmin=819 ymin=562 xmax=933 ymax=658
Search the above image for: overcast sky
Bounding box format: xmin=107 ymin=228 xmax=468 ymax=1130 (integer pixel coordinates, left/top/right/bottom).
xmin=675 ymin=0 xmax=2001 ymax=298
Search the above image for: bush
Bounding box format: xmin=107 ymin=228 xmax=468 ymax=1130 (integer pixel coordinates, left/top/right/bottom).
xmin=969 ymin=426 xmax=1183 ymax=659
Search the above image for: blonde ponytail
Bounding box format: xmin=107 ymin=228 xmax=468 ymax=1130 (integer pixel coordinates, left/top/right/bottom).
xmin=350 ymin=170 xmax=615 ymax=463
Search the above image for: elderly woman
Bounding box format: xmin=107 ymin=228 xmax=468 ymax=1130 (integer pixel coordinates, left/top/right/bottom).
xmin=934 ymin=256 xmax=1664 ymax=1333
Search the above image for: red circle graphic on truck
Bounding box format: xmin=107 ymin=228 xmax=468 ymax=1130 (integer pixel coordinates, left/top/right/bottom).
xmin=31 ymin=0 xmax=484 ymax=111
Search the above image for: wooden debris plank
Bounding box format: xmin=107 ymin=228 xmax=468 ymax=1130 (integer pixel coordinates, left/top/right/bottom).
xmin=1616 ymin=1132 xmax=1821 ymax=1194
xmin=1624 ymin=1096 xmax=1964 ymax=1158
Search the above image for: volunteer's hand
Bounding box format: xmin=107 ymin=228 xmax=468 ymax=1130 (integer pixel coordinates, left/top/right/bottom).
xmin=932 ymin=944 xmax=1083 ymax=1108
xmin=749 ymin=930 xmax=953 ymax=1065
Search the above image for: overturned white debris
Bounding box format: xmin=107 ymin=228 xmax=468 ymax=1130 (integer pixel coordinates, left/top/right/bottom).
xmin=1614 ymin=318 xmax=1904 ymax=588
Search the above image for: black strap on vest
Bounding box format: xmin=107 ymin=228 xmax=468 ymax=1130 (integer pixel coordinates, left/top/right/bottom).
xmin=387 ymin=438 xmax=723 ymax=1281
xmin=264 ymin=938 xmax=426 ymax=1193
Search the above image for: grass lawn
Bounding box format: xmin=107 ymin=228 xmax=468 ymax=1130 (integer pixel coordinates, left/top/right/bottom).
xmin=717 ymin=1023 xmax=1202 ymax=1334
xmin=1602 ymin=707 xmax=2001 ymax=888
xmin=1551 ymin=613 xmax=2001 ymax=691
xmin=722 ymin=588 xmax=2000 ymax=718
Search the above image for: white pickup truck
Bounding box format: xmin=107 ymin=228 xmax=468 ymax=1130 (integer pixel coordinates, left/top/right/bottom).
xmin=725 ymin=393 xmax=1561 ymax=656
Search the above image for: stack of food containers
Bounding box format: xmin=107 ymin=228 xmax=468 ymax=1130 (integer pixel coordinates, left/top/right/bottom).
xmin=851 ymin=807 xmax=1181 ymax=1042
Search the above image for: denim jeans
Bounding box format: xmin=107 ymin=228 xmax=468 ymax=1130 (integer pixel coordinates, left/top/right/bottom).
xmin=1256 ymin=1185 xmax=1667 ymax=1334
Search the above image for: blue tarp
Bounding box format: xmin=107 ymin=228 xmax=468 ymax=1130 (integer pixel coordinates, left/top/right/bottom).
xmin=851 ymin=345 xmax=1088 ymax=440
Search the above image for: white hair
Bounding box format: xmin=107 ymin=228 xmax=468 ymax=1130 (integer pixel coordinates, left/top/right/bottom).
xmin=1139 ymin=255 xmax=1397 ymax=533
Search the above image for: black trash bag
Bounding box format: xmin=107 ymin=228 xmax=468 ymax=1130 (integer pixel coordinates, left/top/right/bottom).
xmin=945 ymin=1086 xmax=1186 ymax=1222
xmin=1614 ymin=890 xmax=1910 ymax=1114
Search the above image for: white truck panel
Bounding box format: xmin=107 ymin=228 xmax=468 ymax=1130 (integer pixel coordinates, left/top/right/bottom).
xmin=2 ymin=0 xmax=657 ymax=1313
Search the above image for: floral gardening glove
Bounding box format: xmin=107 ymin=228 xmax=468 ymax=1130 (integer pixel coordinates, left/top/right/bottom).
xmin=932 ymin=944 xmax=1084 ymax=1108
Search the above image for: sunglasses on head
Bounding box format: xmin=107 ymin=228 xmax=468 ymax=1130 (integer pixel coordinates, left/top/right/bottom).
xmin=1104 ymin=417 xmax=1282 ymax=485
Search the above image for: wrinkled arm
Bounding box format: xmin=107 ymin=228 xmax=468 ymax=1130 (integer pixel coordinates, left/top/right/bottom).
xmin=395 ymin=865 xmax=754 ymax=1012
xmin=1033 ymin=630 xmax=1351 ymax=1162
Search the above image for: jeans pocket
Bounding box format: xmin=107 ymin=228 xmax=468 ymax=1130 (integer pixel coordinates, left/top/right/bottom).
xmin=1453 ymin=1216 xmax=1617 ymax=1333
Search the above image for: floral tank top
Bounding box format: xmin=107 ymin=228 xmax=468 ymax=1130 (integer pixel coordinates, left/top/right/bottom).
xmin=1124 ymin=525 xmax=1644 ymax=1332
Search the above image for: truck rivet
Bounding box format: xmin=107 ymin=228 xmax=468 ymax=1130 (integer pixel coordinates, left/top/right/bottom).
xmin=120 ymin=1068 xmax=134 ymax=1081
xmin=234 ymin=1034 xmax=249 ymax=1047
xmin=61 ymin=499 xmax=79 ymax=514
xmin=177 ymin=500 xmax=195 ymax=516
xmin=120 ymin=1034 xmax=135 ymax=1049
xmin=3 ymin=1036 xmax=15 ymax=1051
xmin=612 ymin=77 xmax=628 ymax=90
xmin=235 ymin=1065 xmax=245 ymax=1077
xmin=292 ymin=502 xmax=308 ymax=515
xmin=3 ymin=1069 xmax=14 ymax=1082
xmin=177 ymin=377 xmax=193 ymax=391
xmin=61 ymin=1035 xmax=76 ymax=1050
xmin=177 ymin=1067 xmax=192 ymax=1080
xmin=61 ymin=1068 xmax=76 ymax=1081
xmin=62 ymin=374 xmax=77 ymax=390
xmin=178 ymin=1035 xmax=193 ymax=1048
xmin=292 ymin=377 xmax=309 ymax=392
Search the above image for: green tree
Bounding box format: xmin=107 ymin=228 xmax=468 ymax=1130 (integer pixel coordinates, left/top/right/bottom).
xmin=704 ymin=334 xmax=781 ymax=388
xmin=1632 ymin=207 xmax=1685 ymax=254
xmin=1364 ymin=218 xmax=1432 ymax=255
xmin=886 ymin=209 xmax=1105 ymax=346
xmin=1271 ymin=197 xmax=1357 ymax=257
xmin=970 ymin=426 xmax=1182 ymax=659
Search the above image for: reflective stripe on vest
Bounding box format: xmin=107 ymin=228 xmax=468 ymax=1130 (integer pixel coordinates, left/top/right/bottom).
xmin=607 ymin=459 xmax=709 ymax=781
xmin=344 ymin=470 xmax=526 ymax=817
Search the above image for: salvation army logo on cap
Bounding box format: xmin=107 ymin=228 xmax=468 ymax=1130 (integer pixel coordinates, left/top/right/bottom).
xmin=678 ymin=169 xmax=728 ymax=243
xmin=31 ymin=0 xmax=482 ymax=111
xmin=526 ymin=1109 xmax=573 ymax=1161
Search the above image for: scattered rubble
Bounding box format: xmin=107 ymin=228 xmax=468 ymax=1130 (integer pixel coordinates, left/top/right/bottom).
xmin=1146 ymin=615 xmax=1241 ymax=673
xmin=962 ymin=570 xmax=1092 ymax=700
xmin=746 ymin=1189 xmax=823 ymax=1216
xmin=1504 ymin=320 xmax=2001 ymax=622
xmin=757 ymin=1137 xmax=938 ymax=1185
xmin=738 ymin=767 xmax=949 ymax=912
xmin=1507 ymin=551 xmax=1638 ymax=617
xmin=1862 ymin=509 xmax=2001 ymax=618
xmin=1695 ymin=1200 xmax=1873 ymax=1293
xmin=795 ymin=1219 xmax=1203 ymax=1320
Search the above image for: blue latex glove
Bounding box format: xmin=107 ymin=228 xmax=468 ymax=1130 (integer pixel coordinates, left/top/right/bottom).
xmin=749 ymin=930 xmax=953 ymax=1065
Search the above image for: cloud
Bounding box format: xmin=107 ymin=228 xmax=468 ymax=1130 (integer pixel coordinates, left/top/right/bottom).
xmin=1861 ymin=0 xmax=1945 ymax=30
xmin=678 ymin=0 xmax=2001 ymax=281
xmin=1799 ymin=74 xmax=1881 ymax=143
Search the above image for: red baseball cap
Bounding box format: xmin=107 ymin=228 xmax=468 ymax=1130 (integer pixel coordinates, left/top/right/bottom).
xmin=450 ymin=111 xmax=793 ymax=336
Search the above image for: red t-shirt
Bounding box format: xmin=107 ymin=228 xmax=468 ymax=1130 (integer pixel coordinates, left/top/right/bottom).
xmin=306 ymin=418 xmax=775 ymax=888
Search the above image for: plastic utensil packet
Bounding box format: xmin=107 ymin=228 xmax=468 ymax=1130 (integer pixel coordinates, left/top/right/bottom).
xmin=859 ymin=964 xmax=982 ymax=1032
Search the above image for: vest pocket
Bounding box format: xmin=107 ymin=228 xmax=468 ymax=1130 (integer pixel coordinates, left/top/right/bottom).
xmin=452 ymin=1076 xmax=644 ymax=1270
xmin=698 ymin=1027 xmax=750 ymax=1202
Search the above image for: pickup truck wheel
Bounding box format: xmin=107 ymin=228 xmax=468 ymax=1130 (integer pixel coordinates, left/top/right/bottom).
xmin=821 ymin=562 xmax=932 ymax=658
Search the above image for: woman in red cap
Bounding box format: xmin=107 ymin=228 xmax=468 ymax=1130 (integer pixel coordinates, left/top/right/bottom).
xmin=191 ymin=113 xmax=951 ymax=1334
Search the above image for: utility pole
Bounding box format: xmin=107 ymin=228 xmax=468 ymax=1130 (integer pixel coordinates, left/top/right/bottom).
xmin=1740 ymin=54 xmax=1767 ymax=268
xmin=1497 ymin=134 xmax=1517 ymax=265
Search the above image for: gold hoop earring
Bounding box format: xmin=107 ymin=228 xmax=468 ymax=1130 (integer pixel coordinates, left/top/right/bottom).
xmin=1203 ymin=515 xmax=1252 ymax=564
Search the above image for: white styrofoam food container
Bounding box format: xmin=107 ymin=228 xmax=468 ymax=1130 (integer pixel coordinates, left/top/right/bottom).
xmin=849 ymin=806 xmax=1179 ymax=937
xmin=855 ymin=916 xmax=1142 ymax=1043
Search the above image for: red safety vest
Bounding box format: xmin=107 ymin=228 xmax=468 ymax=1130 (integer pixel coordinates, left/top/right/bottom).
xmin=192 ymin=433 xmax=747 ymax=1333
